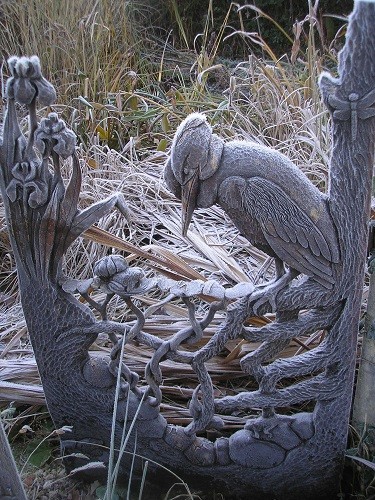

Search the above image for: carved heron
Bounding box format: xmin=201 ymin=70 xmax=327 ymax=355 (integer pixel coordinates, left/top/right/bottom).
xmin=164 ymin=113 xmax=340 ymax=305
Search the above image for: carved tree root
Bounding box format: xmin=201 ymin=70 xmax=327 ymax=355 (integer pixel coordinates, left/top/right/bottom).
xmin=185 ymin=291 xmax=344 ymax=430
xmin=259 ymin=334 xmax=341 ymax=393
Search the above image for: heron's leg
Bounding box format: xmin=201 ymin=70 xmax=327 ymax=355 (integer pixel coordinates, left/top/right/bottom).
xmin=252 ymin=268 xmax=299 ymax=315
xmin=255 ymin=257 xmax=285 ymax=289
xmin=275 ymin=257 xmax=285 ymax=280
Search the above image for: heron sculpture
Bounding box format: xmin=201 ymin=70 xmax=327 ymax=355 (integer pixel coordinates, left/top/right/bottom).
xmin=164 ymin=113 xmax=340 ymax=310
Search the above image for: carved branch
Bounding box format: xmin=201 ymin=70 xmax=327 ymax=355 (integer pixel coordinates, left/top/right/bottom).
xmin=215 ymin=372 xmax=343 ymax=413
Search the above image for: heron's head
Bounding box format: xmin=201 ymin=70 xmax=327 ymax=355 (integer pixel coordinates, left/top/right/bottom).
xmin=165 ymin=113 xmax=223 ymax=236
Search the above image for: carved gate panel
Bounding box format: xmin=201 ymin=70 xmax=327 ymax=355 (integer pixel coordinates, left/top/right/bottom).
xmin=0 ymin=1 xmax=374 ymax=498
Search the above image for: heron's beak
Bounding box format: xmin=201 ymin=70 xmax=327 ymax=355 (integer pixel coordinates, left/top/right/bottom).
xmin=181 ymin=171 xmax=199 ymax=236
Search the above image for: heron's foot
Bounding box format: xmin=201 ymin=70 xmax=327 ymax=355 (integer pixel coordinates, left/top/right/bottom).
xmin=245 ymin=415 xmax=279 ymax=439
xmin=252 ymin=269 xmax=297 ymax=315
xmin=252 ymin=288 xmax=278 ymax=315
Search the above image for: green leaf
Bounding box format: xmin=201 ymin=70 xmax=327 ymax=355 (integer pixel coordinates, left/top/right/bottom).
xmin=96 ymin=125 xmax=109 ymax=141
xmin=346 ymin=454 xmax=375 ymax=470
xmin=345 ymin=447 xmax=358 ymax=456
xmin=161 ymin=113 xmax=170 ymax=133
xmin=0 ymin=406 xmax=16 ymax=419
xmin=26 ymin=440 xmax=52 ymax=467
xmin=91 ymin=102 xmax=106 ymax=111
xmin=128 ymin=95 xmax=138 ymax=111
xmin=157 ymin=138 xmax=168 ymax=152
xmin=95 ymin=485 xmax=121 ymax=499
xmin=95 ymin=485 xmax=106 ymax=498
xmin=77 ymin=95 xmax=93 ymax=108
xmin=175 ymin=90 xmax=185 ymax=102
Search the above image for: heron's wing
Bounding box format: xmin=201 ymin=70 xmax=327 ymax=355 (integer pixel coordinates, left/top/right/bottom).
xmin=221 ymin=176 xmax=340 ymax=288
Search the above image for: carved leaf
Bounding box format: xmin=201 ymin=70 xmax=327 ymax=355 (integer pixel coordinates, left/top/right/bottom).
xmin=69 ymin=196 xmax=121 ymax=239
xmin=38 ymin=182 xmax=65 ymax=277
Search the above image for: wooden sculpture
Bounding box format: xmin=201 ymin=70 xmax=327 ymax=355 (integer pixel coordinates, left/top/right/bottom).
xmin=0 ymin=1 xmax=374 ymax=498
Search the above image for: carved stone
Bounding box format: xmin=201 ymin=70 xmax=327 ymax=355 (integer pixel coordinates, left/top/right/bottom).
xmin=0 ymin=1 xmax=374 ymax=498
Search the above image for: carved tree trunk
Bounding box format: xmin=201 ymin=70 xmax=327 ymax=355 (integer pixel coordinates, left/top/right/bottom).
xmin=0 ymin=2 xmax=374 ymax=499
xmin=312 ymin=0 xmax=375 ymax=483
xmin=353 ymin=256 xmax=375 ymax=448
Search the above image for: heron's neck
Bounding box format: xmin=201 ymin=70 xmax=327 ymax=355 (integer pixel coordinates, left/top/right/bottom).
xmin=196 ymin=172 xmax=219 ymax=208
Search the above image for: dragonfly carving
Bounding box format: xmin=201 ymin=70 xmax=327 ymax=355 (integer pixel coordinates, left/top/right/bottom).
xmin=327 ymin=87 xmax=375 ymax=140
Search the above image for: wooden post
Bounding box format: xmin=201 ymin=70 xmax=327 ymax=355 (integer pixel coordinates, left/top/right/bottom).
xmin=0 ymin=418 xmax=27 ymax=500
xmin=353 ymin=224 xmax=375 ymax=451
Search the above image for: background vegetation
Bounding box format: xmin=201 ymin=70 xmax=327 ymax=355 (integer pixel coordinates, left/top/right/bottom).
xmin=0 ymin=0 xmax=373 ymax=498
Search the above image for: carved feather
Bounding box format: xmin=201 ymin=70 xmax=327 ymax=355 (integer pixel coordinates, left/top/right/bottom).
xmin=220 ymin=176 xmax=339 ymax=288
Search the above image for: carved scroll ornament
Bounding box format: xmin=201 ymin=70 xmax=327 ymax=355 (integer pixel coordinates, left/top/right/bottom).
xmin=0 ymin=2 xmax=374 ymax=498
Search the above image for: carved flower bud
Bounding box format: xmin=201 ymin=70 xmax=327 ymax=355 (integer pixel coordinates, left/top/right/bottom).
xmin=102 ymin=268 xmax=144 ymax=295
xmin=93 ymin=255 xmax=155 ymax=296
xmin=35 ymin=113 xmax=76 ymax=158
xmin=93 ymin=255 xmax=129 ymax=279
xmin=6 ymin=55 xmax=56 ymax=105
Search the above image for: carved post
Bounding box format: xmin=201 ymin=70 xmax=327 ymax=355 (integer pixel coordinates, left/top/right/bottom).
xmin=164 ymin=0 xmax=375 ymax=497
xmin=0 ymin=419 xmax=27 ymax=500
xmin=313 ymin=0 xmax=375 ymax=482
xmin=0 ymin=1 xmax=373 ymax=499
xmin=352 ymin=230 xmax=375 ymax=450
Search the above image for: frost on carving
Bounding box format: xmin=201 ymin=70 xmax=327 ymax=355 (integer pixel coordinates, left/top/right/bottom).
xmin=0 ymin=2 xmax=374 ymax=498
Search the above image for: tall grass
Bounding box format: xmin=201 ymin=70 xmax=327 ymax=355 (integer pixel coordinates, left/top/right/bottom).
xmin=0 ymin=0 xmax=170 ymax=148
xmin=0 ymin=0 xmax=153 ymax=92
xmin=0 ymin=0 xmax=340 ymax=155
